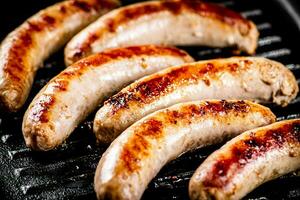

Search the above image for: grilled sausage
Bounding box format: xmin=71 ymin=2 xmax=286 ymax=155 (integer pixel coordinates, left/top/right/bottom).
xmin=22 ymin=45 xmax=193 ymax=151
xmin=0 ymin=0 xmax=120 ymax=112
xmin=94 ymin=100 xmax=276 ymax=200
xmin=65 ymin=0 xmax=258 ymax=65
xmin=93 ymin=57 xmax=298 ymax=144
xmin=189 ymin=119 xmax=300 ymax=200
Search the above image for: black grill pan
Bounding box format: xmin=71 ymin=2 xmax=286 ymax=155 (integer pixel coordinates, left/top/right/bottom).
xmin=0 ymin=0 xmax=300 ymax=199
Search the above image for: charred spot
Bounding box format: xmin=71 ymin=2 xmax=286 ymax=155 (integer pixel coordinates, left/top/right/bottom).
xmin=3 ymin=68 xmax=21 ymax=81
xmin=204 ymin=101 xmax=224 ymax=114
xmin=142 ymin=119 xmax=163 ymax=137
xmin=198 ymin=63 xmax=216 ymax=75
xmin=137 ymin=76 xmax=171 ymax=99
xmin=190 ymin=104 xmax=206 ymax=116
xmin=9 ymin=63 xmax=23 ymax=73
xmin=26 ymin=15 xmax=56 ymax=33
xmin=125 ymin=4 xmax=160 ymax=19
xmin=227 ymin=63 xmax=239 ymax=72
xmin=214 ymin=160 xmax=228 ymax=177
xmin=42 ymin=15 xmax=56 ymax=25
xmin=170 ymin=110 xmax=181 ymax=118
xmin=88 ymin=33 xmax=99 ymax=44
xmin=270 ymin=131 xmax=285 ymax=145
xmin=106 ymin=92 xmax=140 ymax=114
xmin=52 ymin=80 xmax=68 ymax=92
xmin=72 ymin=0 xmax=92 ymax=12
xmin=61 ymin=70 xmax=77 ymax=77
xmin=59 ymin=5 xmax=67 ymax=13
xmin=244 ymin=138 xmax=260 ymax=148
xmin=106 ymin=18 xmax=116 ymax=32
xmin=202 ymin=78 xmax=210 ymax=86
xmin=244 ymin=148 xmax=257 ymax=160
xmin=136 ymin=66 xmax=188 ymax=98
xmin=222 ymin=100 xmax=249 ymax=113
xmin=30 ymin=95 xmax=55 ymax=123
xmin=162 ymin=1 xmax=182 ymax=14
xmin=73 ymin=34 xmax=102 ymax=61
xmin=167 ymin=109 xmax=185 ymax=124
xmin=19 ymin=31 xmax=32 ymax=47
xmin=27 ymin=21 xmax=42 ymax=32
xmin=72 ymin=50 xmax=86 ymax=62
xmin=243 ymin=59 xmax=253 ymax=66
xmin=99 ymin=0 xmax=121 ymax=9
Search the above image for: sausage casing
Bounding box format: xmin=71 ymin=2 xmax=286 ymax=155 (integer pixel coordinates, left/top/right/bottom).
xmin=22 ymin=45 xmax=193 ymax=151
xmin=0 ymin=0 xmax=120 ymax=112
xmin=94 ymin=100 xmax=275 ymax=200
xmin=189 ymin=119 xmax=300 ymax=200
xmin=94 ymin=57 xmax=298 ymax=144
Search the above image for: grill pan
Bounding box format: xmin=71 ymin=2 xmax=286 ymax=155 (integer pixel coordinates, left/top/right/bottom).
xmin=1 ymin=0 xmax=300 ymax=199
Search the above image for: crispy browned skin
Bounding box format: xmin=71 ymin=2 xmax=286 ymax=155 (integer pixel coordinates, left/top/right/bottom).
xmin=94 ymin=57 xmax=298 ymax=144
xmin=65 ymin=0 xmax=258 ymax=64
xmin=22 ymin=45 xmax=193 ymax=151
xmin=115 ymin=102 xmax=271 ymax=175
xmin=94 ymin=100 xmax=275 ymax=200
xmin=0 ymin=0 xmax=120 ymax=112
xmin=107 ymin=61 xmax=243 ymax=115
xmin=189 ymin=119 xmax=300 ymax=200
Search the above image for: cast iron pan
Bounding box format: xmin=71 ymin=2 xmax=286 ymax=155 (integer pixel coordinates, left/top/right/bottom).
xmin=0 ymin=0 xmax=300 ymax=199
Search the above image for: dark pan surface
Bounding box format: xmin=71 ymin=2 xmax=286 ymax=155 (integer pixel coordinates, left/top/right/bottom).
xmin=0 ymin=0 xmax=300 ymax=199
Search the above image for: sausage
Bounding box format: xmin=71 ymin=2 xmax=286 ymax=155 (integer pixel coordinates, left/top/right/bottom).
xmin=64 ymin=0 xmax=258 ymax=65
xmin=22 ymin=45 xmax=193 ymax=151
xmin=94 ymin=100 xmax=276 ymax=200
xmin=189 ymin=119 xmax=300 ymax=200
xmin=0 ymin=0 xmax=120 ymax=112
xmin=93 ymin=57 xmax=298 ymax=144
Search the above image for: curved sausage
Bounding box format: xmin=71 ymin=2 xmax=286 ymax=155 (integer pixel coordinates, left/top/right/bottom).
xmin=94 ymin=100 xmax=276 ymax=200
xmin=189 ymin=119 xmax=300 ymax=200
xmin=65 ymin=0 xmax=258 ymax=65
xmin=22 ymin=45 xmax=193 ymax=151
xmin=94 ymin=57 xmax=298 ymax=144
xmin=0 ymin=0 xmax=120 ymax=112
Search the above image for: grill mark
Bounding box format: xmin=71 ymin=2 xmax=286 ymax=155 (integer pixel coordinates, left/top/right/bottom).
xmin=203 ymin=121 xmax=300 ymax=188
xmin=76 ymin=0 xmax=250 ymax=58
xmin=30 ymin=45 xmax=189 ymax=116
xmin=4 ymin=31 xmax=33 ymax=82
xmin=72 ymin=0 xmax=94 ymax=12
xmin=166 ymin=100 xmax=249 ymax=125
xmin=116 ymin=100 xmax=251 ymax=174
xmin=66 ymin=45 xmax=189 ymax=81
xmin=59 ymin=5 xmax=67 ymax=14
xmin=107 ymin=60 xmax=249 ymax=115
xmin=74 ymin=45 xmax=189 ymax=68
xmin=3 ymin=0 xmax=115 ymax=84
xmin=117 ymin=119 xmax=162 ymax=174
xmin=29 ymin=95 xmax=56 ymax=123
xmin=52 ymin=80 xmax=68 ymax=92
xmin=72 ymin=0 xmax=118 ymax=13
xmin=4 ymin=13 xmax=60 ymax=82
